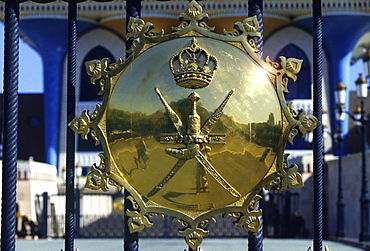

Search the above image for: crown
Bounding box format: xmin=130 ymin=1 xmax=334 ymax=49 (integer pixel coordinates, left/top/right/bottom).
xmin=169 ymin=37 xmax=218 ymax=89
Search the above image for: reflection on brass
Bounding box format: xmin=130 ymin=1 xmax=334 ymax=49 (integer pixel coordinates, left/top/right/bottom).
xmin=69 ymin=0 xmax=319 ymax=249
xmin=195 ymin=151 xmax=241 ymax=198
xmin=170 ymin=37 xmax=218 ymax=89
xmin=148 ymin=88 xmax=238 ymax=198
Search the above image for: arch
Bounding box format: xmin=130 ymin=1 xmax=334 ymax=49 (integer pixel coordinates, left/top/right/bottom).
xmin=59 ymin=28 xmax=126 ymax=170
xmin=74 ymin=28 xmax=125 ymax=101
xmin=265 ymin=26 xmax=332 ymax=151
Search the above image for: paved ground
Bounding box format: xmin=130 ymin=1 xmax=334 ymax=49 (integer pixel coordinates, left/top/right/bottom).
xmin=13 ymin=238 xmax=368 ymax=251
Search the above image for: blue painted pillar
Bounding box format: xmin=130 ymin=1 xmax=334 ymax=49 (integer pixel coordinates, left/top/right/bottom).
xmin=20 ymin=19 xmax=68 ymax=167
xmin=330 ymin=52 xmax=352 ymax=137
xmin=42 ymin=49 xmax=65 ymax=166
xmin=20 ymin=19 xmax=95 ymax=167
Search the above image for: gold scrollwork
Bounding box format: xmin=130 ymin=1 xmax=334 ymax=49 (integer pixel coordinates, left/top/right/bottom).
xmin=69 ymin=110 xmax=91 ymax=140
xmin=222 ymin=195 xmax=262 ymax=233
xmin=223 ymin=16 xmax=261 ymax=52
xmin=69 ymin=107 xmax=101 ymax=146
xmin=127 ymin=195 xmax=139 ymax=210
xmin=235 ymin=214 xmax=260 ymax=232
xmin=280 ymin=155 xmax=304 ymax=190
xmin=127 ymin=210 xmax=153 ymax=233
xmin=224 ymin=16 xmax=260 ymax=38
xmin=172 ymin=0 xmax=214 ymax=32
xmin=125 ymin=196 xmax=165 ymax=233
xmin=175 ymin=217 xmax=215 ymax=250
xmin=126 ymin=18 xmax=164 ymax=53
xmin=85 ymin=154 xmax=122 ymax=192
xmin=85 ymin=58 xmax=124 ymax=94
xmin=298 ymin=109 xmax=320 ymax=137
xmin=266 ymin=56 xmax=303 ymax=93
xmin=284 ymin=103 xmax=319 ymax=145
xmin=262 ymin=154 xmax=304 ymax=192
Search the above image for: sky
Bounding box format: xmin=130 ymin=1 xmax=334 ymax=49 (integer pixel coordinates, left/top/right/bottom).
xmin=0 ymin=23 xmax=43 ymax=94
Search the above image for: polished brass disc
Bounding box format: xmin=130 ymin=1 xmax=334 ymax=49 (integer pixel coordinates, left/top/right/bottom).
xmin=107 ymin=37 xmax=281 ymax=211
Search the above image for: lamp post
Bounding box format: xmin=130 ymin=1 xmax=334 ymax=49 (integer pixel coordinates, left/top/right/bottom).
xmin=334 ymin=81 xmax=346 ymax=238
xmin=333 ymin=126 xmax=345 ymax=238
xmin=362 ymin=47 xmax=370 ymax=79
xmin=355 ymin=74 xmax=370 ymax=242
xmin=334 ymin=76 xmax=370 ymax=241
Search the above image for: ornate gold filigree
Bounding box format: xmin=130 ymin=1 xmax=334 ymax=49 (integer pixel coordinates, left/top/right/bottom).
xmin=85 ymin=154 xmax=122 ymax=192
xmin=85 ymin=58 xmax=123 ymax=95
xmin=172 ymin=0 xmax=214 ymax=32
xmin=298 ymin=109 xmax=320 ymax=137
xmin=279 ymin=155 xmax=304 ymax=190
xmin=266 ymin=56 xmax=303 ymax=93
xmin=222 ymin=195 xmax=262 ymax=233
xmin=174 ymin=217 xmax=215 ymax=250
xmin=127 ymin=210 xmax=153 ymax=233
xmin=224 ymin=16 xmax=260 ymax=38
xmin=288 ymin=128 xmax=299 ymax=145
xmin=69 ymin=105 xmax=100 ymax=145
xmin=125 ymin=17 xmax=164 ymax=53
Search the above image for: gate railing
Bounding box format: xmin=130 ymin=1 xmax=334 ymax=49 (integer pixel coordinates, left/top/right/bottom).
xmin=1 ymin=1 xmax=323 ymax=251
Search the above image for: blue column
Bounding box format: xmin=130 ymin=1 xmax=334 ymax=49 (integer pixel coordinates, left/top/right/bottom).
xmin=20 ymin=19 xmax=68 ymax=167
xmin=42 ymin=49 xmax=65 ymax=166
xmin=20 ymin=19 xmax=95 ymax=167
xmin=330 ymin=53 xmax=352 ymax=139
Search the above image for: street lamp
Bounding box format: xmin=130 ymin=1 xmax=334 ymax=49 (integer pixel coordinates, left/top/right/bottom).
xmin=334 ymin=81 xmax=346 ymax=238
xmin=362 ymin=48 xmax=370 ymax=79
xmin=334 ymin=76 xmax=370 ymax=242
xmin=333 ymin=125 xmax=345 ymax=238
xmin=354 ymin=74 xmax=370 ymax=242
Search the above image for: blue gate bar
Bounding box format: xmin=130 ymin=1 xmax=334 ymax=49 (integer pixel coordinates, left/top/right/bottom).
xmin=124 ymin=0 xmax=141 ymax=250
xmin=65 ymin=0 xmax=78 ymax=250
xmin=312 ymin=0 xmax=324 ymax=250
xmin=1 ymin=1 xmax=20 ymax=251
xmin=247 ymin=1 xmax=264 ymax=250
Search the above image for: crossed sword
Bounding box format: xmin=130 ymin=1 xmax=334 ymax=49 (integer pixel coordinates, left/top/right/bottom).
xmin=147 ymin=88 xmax=241 ymax=198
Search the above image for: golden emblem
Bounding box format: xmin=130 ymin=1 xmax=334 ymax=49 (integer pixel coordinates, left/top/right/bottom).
xmin=69 ymin=1 xmax=318 ymax=249
xmin=170 ymin=37 xmax=218 ymax=89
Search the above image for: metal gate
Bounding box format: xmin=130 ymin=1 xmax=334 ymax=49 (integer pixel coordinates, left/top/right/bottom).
xmin=0 ymin=1 xmax=324 ymax=251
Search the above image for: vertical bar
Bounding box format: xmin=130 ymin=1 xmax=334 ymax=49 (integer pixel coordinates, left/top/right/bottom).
xmin=75 ymin=188 xmax=81 ymax=238
xmin=65 ymin=0 xmax=77 ymax=250
xmin=40 ymin=192 xmax=49 ymax=238
xmin=359 ymin=99 xmax=370 ymax=241
xmin=248 ymin=0 xmax=264 ymax=250
xmin=335 ymin=128 xmax=345 ymax=238
xmin=124 ymin=1 xmax=141 ymax=250
xmin=1 ymin=1 xmax=19 ymax=251
xmin=312 ymin=0 xmax=323 ymax=250
xmin=248 ymin=0 xmax=263 ymax=57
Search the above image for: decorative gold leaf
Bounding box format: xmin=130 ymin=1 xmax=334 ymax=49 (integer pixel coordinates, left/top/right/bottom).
xmin=126 ymin=210 xmax=153 ymax=233
xmin=179 ymin=227 xmax=208 ymax=250
xmin=235 ymin=215 xmax=260 ymax=232
xmin=173 ymin=0 xmax=209 ymax=31
xmin=128 ymin=17 xmax=145 ymax=34
xmin=68 ymin=111 xmax=90 ymax=140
